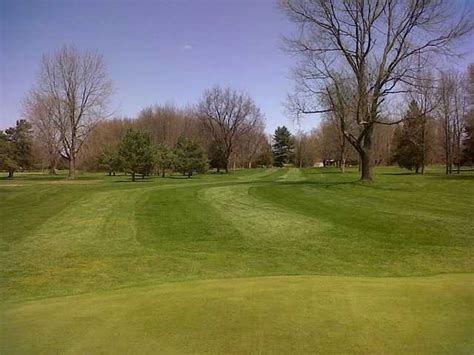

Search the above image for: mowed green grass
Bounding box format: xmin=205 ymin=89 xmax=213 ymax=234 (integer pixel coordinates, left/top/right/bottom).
xmin=1 ymin=167 xmax=473 ymax=353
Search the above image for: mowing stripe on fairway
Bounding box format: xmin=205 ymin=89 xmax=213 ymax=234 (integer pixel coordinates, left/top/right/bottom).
xmin=200 ymin=183 xmax=326 ymax=243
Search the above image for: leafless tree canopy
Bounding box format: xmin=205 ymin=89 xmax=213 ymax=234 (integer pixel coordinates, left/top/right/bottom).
xmin=23 ymin=95 xmax=62 ymax=174
xmin=283 ymin=0 xmax=473 ymax=180
xmin=29 ymin=45 xmax=113 ymax=178
xmin=197 ymin=86 xmax=264 ymax=171
xmin=436 ymin=71 xmax=468 ymax=173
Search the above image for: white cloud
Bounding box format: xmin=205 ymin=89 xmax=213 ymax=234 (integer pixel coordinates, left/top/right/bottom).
xmin=181 ymin=43 xmax=193 ymax=51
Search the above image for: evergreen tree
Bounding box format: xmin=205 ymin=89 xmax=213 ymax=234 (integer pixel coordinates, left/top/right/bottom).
xmin=118 ymin=129 xmax=156 ymax=181
xmin=174 ymin=137 xmax=208 ymax=178
xmin=98 ymin=146 xmax=123 ymax=176
xmin=0 ymin=131 xmax=18 ymax=178
xmin=463 ymin=64 xmax=474 ymax=165
xmin=463 ymin=116 xmax=474 ymax=165
xmin=156 ymin=143 xmax=174 ymax=178
xmin=208 ymin=143 xmax=227 ymax=173
xmin=272 ymin=126 xmax=293 ymax=167
xmin=0 ymin=120 xmax=33 ymax=178
xmin=393 ymin=101 xmax=424 ymax=173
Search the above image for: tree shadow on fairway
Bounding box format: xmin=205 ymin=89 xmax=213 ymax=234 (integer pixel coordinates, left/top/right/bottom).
xmin=379 ymin=171 xmax=474 ymax=181
xmin=379 ymin=172 xmax=414 ymax=176
xmin=114 ymin=178 xmax=156 ymax=183
xmin=0 ymin=174 xmax=102 ymax=183
xmin=0 ymin=174 xmax=60 ymax=182
xmin=267 ymin=179 xmax=360 ymax=189
xmin=164 ymin=175 xmax=205 ymax=180
xmin=444 ymin=174 xmax=474 ymax=180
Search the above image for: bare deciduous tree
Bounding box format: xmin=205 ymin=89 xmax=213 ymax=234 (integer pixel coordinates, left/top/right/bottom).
xmin=437 ymin=71 xmax=468 ymax=174
xmin=197 ymin=86 xmax=264 ymax=172
xmin=232 ymin=125 xmax=267 ymax=169
xmin=404 ymin=64 xmax=438 ymax=174
xmin=29 ymin=45 xmax=113 ymax=178
xmin=283 ymin=0 xmax=472 ymax=180
xmin=23 ymin=94 xmax=62 ymax=174
xmin=293 ymin=130 xmax=322 ymax=168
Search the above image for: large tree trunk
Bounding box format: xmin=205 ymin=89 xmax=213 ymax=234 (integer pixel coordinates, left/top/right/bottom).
xmin=68 ymin=155 xmax=76 ymax=179
xmin=68 ymin=128 xmax=77 ymax=179
xmin=132 ymin=172 xmax=136 ymax=182
xmin=8 ymin=170 xmax=14 ymax=178
xmin=445 ymin=119 xmax=451 ymax=175
xmin=360 ymin=150 xmax=373 ymax=181
xmin=359 ymin=125 xmax=373 ymax=181
xmin=456 ymin=141 xmax=461 ymax=174
xmin=421 ymin=119 xmax=426 ymax=175
xmin=49 ymin=148 xmax=58 ymax=175
xmin=340 ymin=138 xmax=346 ymax=173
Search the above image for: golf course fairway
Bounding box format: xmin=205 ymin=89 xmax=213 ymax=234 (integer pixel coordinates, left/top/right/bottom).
xmin=1 ymin=168 xmax=473 ymax=354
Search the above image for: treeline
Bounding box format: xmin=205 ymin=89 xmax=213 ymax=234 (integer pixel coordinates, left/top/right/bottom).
xmin=301 ymin=65 xmax=474 ymax=174
xmin=1 ymin=17 xmax=474 ymax=180
xmin=282 ymin=0 xmax=474 ymax=180
xmin=2 ymin=72 xmax=474 ymax=179
xmin=77 ymin=89 xmax=272 ymax=175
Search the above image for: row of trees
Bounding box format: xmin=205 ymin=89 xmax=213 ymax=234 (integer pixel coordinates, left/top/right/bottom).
xmin=3 ymin=0 xmax=474 ymax=182
xmin=15 ymin=45 xmax=269 ymax=179
xmin=283 ymin=0 xmax=473 ymax=180
xmin=3 ymin=97 xmax=473 ymax=179
xmin=307 ymin=66 xmax=474 ymax=175
xmin=386 ymin=66 xmax=474 ymax=174
xmin=100 ymin=129 xmax=208 ymax=181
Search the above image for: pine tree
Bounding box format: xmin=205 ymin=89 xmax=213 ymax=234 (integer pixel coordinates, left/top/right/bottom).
xmin=98 ymin=146 xmax=123 ymax=176
xmin=208 ymin=143 xmax=227 ymax=173
xmin=0 ymin=120 xmax=33 ymax=178
xmin=463 ymin=116 xmax=474 ymax=165
xmin=272 ymin=126 xmax=293 ymax=167
xmin=118 ymin=129 xmax=156 ymax=181
xmin=156 ymin=143 xmax=174 ymax=178
xmin=0 ymin=131 xmax=17 ymax=178
xmin=174 ymin=137 xmax=208 ymax=178
xmin=393 ymin=101 xmax=424 ymax=173
xmin=462 ymin=64 xmax=474 ymax=166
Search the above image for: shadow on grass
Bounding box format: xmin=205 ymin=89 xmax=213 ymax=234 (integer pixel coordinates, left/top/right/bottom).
xmin=0 ymin=175 xmax=100 ymax=182
xmin=113 ymin=174 xmax=206 ymax=183
xmin=380 ymin=172 xmax=414 ymax=176
xmin=115 ymin=179 xmax=156 ymax=183
xmin=239 ymin=179 xmax=360 ymax=190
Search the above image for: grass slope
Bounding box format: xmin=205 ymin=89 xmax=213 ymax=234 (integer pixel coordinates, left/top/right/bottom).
xmin=1 ymin=167 xmax=473 ymax=353
xmin=2 ymin=275 xmax=472 ymax=354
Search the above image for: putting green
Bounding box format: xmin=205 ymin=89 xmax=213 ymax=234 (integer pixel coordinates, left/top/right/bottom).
xmin=2 ymin=274 xmax=472 ymax=354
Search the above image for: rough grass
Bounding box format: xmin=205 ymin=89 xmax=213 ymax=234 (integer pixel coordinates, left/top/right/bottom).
xmin=0 ymin=167 xmax=473 ymax=353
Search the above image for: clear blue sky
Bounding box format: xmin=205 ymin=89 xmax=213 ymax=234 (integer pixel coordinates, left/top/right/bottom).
xmin=1 ymin=0 xmax=310 ymax=133
xmin=1 ymin=0 xmax=472 ymax=134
